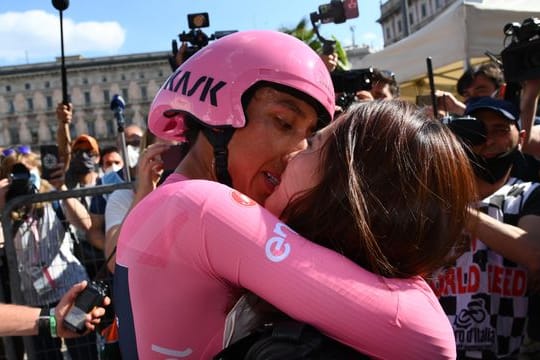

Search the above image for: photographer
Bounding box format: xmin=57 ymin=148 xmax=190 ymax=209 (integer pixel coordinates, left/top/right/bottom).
xmin=434 ymin=63 xmax=505 ymax=117
xmin=433 ymin=68 xmax=540 ymax=183
xmin=0 ymin=149 xmax=96 ymax=359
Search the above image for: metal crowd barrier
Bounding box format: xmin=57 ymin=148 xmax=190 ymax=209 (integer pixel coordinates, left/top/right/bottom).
xmin=0 ymin=182 xmax=133 ymax=360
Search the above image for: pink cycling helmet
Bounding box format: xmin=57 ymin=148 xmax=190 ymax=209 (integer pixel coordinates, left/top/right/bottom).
xmin=148 ymin=30 xmax=335 ymax=142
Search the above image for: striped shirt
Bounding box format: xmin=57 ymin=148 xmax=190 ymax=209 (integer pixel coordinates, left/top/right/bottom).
xmin=13 ymin=202 xmax=88 ymax=307
xmin=429 ymin=177 xmax=540 ymax=359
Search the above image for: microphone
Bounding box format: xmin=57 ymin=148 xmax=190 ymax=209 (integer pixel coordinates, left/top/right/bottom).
xmin=52 ymin=0 xmax=69 ymax=11
xmin=110 ymin=94 xmax=126 ymax=129
xmin=110 ymin=94 xmax=131 ymax=182
xmin=51 ymin=0 xmax=70 ymax=104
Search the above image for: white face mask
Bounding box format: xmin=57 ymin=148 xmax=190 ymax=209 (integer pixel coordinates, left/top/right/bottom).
xmin=127 ymin=145 xmax=140 ymax=168
xmin=104 ymin=163 xmax=123 ymax=174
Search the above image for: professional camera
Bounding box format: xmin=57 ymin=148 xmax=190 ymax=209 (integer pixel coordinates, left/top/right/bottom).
xmin=331 ymin=68 xmax=373 ymax=110
xmin=168 ymin=13 xmax=236 ymax=71
xmin=442 ymin=115 xmax=486 ymax=146
xmin=5 ymin=163 xmax=37 ymax=205
xmin=500 ymin=17 xmax=540 ymax=82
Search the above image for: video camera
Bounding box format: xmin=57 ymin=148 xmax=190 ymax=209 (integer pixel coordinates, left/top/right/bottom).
xmin=309 ymin=0 xmax=362 ymax=110
xmin=169 ymin=12 xmax=236 ymax=71
xmin=310 ymin=0 xmax=359 ymax=55
xmin=501 ymin=17 xmax=540 ymax=82
xmin=331 ymin=68 xmax=373 ymax=109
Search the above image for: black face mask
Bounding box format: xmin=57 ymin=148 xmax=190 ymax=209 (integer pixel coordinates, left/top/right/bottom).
xmin=468 ymin=147 xmax=520 ymax=184
xmin=65 ymin=151 xmax=97 ymax=188
xmin=68 ymin=151 xmax=97 ymax=175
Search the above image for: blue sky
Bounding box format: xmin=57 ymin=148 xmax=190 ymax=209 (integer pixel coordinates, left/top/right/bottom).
xmin=0 ymin=0 xmax=384 ymax=66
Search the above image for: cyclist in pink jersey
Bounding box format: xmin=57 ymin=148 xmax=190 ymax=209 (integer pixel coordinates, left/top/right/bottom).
xmin=115 ymin=31 xmax=475 ymax=358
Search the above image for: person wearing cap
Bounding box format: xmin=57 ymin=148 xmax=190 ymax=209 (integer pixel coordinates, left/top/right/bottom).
xmin=66 ymin=134 xmax=100 ymax=190
xmin=428 ymin=96 xmax=540 ymax=359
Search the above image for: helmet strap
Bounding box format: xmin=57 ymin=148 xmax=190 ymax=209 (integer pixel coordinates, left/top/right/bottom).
xmin=202 ymin=127 xmax=235 ymax=187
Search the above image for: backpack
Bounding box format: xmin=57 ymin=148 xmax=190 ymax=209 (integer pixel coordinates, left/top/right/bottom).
xmin=214 ymin=320 xmax=369 ymax=360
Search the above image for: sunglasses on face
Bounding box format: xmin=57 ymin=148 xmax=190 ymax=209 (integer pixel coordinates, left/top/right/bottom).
xmin=2 ymin=145 xmax=31 ymax=157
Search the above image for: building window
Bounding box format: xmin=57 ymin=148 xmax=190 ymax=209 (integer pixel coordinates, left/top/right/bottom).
xmin=44 ymin=81 xmax=50 ymax=89
xmin=5 ymin=85 xmax=11 ymax=92
xmin=103 ymin=90 xmax=110 ymax=104
xmin=84 ymin=91 xmax=91 ymax=106
xmin=141 ymin=86 xmax=148 ymax=100
xmin=409 ymin=13 xmax=414 ymax=25
xmin=46 ymin=96 xmax=53 ymax=109
xmin=25 ymin=83 xmax=31 ymax=90
xmin=435 ymin=0 xmax=442 ymax=9
xmin=397 ymin=20 xmax=402 ymax=33
xmin=7 ymin=100 xmax=15 ymax=114
xmin=107 ymin=119 xmax=115 ymax=135
xmin=87 ymin=120 xmax=96 ymax=137
xmin=421 ymin=4 xmax=427 ymax=18
xmin=158 ymin=70 xmax=163 ymax=77
xmin=386 ymin=26 xmax=392 ymax=39
xmin=139 ymin=72 xmax=145 ymax=79
xmin=102 ymin=76 xmax=108 ymax=82
xmin=26 ymin=98 xmax=33 ymax=111
xmin=9 ymin=127 xmax=20 ymax=145
xmin=121 ymin=74 xmax=126 ymax=81
xmin=122 ymin=88 xmax=129 ymax=103
xmin=83 ymin=78 xmax=88 ymax=85
xmin=30 ymin=126 xmax=39 ymax=144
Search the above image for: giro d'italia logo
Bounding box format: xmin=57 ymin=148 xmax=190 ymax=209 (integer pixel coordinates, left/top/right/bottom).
xmin=231 ymin=191 xmax=256 ymax=207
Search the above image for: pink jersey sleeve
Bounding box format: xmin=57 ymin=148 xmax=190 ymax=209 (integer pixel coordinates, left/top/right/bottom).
xmin=116 ymin=179 xmax=456 ymax=359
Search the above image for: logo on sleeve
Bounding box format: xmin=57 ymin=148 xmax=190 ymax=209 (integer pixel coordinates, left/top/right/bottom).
xmin=231 ymin=190 xmax=256 ymax=207
xmin=265 ymin=222 xmax=293 ymax=262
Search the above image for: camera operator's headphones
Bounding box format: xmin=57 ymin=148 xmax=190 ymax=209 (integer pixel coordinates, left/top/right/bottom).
xmin=148 ymin=30 xmax=335 ymax=186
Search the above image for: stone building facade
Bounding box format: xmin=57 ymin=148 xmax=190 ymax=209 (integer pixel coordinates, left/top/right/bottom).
xmin=0 ymin=51 xmax=171 ymax=148
xmin=378 ymin=0 xmax=457 ymax=46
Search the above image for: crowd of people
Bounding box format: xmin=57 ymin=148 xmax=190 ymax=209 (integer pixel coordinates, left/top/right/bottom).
xmin=0 ymin=24 xmax=539 ymax=360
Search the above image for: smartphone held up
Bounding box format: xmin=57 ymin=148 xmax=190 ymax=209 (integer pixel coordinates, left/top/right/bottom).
xmin=39 ymin=144 xmax=60 ymax=180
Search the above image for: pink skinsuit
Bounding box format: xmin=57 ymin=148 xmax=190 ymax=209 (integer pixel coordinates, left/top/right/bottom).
xmin=115 ymin=175 xmax=456 ymax=359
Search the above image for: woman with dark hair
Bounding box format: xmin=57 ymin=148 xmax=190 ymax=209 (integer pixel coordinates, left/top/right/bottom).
xmin=117 ymin=98 xmax=476 ymax=359
xmin=269 ymin=100 xmax=474 ymax=278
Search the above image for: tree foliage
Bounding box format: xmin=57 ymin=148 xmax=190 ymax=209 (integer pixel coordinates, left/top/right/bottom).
xmin=279 ymin=18 xmax=350 ymax=71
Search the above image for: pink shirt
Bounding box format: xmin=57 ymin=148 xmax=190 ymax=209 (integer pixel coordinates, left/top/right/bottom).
xmin=116 ymin=178 xmax=456 ymax=359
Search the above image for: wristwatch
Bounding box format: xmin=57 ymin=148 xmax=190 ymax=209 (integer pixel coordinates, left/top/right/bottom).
xmin=37 ymin=307 xmax=58 ymax=338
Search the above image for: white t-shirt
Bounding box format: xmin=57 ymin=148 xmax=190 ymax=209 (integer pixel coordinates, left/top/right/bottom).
xmin=105 ymin=189 xmax=134 ymax=233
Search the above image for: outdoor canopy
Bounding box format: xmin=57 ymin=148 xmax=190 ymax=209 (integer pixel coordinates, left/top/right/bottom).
xmin=352 ymin=0 xmax=540 ymax=100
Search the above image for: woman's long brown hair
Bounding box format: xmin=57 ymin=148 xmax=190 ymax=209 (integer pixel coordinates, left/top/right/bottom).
xmin=281 ymin=100 xmax=477 ymax=278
